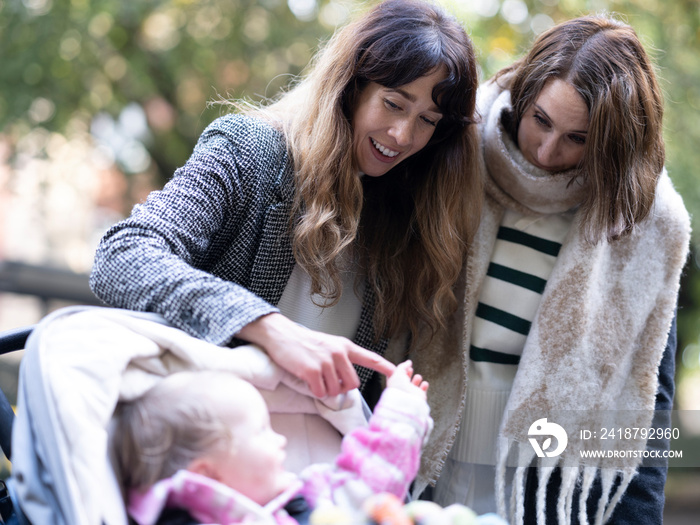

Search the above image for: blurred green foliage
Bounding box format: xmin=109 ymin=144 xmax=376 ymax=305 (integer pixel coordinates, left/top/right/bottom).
xmin=2 ymin=0 xmax=700 ymax=386
xmin=0 ymin=0 xmax=341 ymax=180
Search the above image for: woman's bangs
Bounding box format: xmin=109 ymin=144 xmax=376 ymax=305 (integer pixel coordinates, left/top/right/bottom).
xmin=433 ymin=64 xmax=471 ymax=124
xmin=358 ymin=29 xmax=445 ymax=86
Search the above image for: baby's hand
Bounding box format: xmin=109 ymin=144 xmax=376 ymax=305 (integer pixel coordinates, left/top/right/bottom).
xmin=385 ymin=360 xmax=429 ymax=400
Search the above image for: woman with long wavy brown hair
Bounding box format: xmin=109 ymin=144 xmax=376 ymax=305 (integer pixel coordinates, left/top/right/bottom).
xmin=263 ymin=0 xmax=481 ymax=362
xmin=91 ymin=0 xmax=481 ymax=468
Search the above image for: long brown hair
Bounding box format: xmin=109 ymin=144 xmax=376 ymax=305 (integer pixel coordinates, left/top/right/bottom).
xmin=497 ymin=15 xmax=664 ymax=242
xmin=260 ymin=0 xmax=481 ymax=344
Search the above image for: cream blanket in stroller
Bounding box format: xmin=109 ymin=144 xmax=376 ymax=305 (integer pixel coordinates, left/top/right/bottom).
xmin=10 ymin=306 xmax=368 ymax=525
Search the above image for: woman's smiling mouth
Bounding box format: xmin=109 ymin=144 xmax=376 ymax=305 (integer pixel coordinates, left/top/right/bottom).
xmin=371 ymin=138 xmax=399 ymax=158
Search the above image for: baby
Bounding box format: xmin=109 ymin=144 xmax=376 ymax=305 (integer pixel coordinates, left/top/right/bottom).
xmin=112 ymin=361 xmax=431 ymax=525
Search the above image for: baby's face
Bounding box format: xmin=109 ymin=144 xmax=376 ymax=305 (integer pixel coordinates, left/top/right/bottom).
xmin=201 ymin=381 xmax=293 ymax=505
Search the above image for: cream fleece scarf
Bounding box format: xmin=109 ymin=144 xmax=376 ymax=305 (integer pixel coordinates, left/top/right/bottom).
xmin=389 ymin=78 xmax=691 ymax=524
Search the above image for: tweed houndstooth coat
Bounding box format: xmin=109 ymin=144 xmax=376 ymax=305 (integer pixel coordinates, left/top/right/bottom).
xmin=90 ymin=114 xmax=387 ymax=387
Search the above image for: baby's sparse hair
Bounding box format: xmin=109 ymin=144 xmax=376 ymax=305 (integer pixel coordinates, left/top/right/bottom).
xmin=112 ymin=371 xmax=245 ymax=490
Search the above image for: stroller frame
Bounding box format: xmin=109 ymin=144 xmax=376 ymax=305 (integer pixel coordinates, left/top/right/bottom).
xmin=0 ymin=324 xmax=34 ymax=524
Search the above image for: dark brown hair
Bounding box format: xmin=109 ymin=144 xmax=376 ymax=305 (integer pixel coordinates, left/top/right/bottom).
xmin=497 ymin=15 xmax=664 ymax=242
xmin=265 ymin=0 xmax=481 ymax=343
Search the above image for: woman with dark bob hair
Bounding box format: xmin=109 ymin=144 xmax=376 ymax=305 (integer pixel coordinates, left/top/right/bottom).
xmin=396 ymin=15 xmax=690 ymax=524
xmin=91 ymin=0 xmax=480 ymax=468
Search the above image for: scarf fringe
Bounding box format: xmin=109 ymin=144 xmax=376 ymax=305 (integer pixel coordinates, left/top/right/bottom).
xmin=495 ymin=436 xmax=509 ymax=521
xmin=601 ymin=469 xmax=636 ymax=523
xmin=578 ymin=466 xmax=597 ymax=525
xmin=497 ymin=441 xmax=638 ymax=525
xmin=536 ymin=466 xmax=555 ymax=525
xmin=511 ymin=466 xmax=527 ymax=524
xmin=558 ymin=467 xmax=578 ymax=524
xmin=593 ymin=469 xmax=615 ymax=525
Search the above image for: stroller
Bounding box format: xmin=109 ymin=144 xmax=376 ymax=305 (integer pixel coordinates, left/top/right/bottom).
xmin=0 ymin=306 xmax=368 ymax=525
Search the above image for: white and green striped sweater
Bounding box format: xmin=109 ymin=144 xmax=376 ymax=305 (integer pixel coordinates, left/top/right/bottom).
xmin=450 ymin=209 xmax=573 ymax=468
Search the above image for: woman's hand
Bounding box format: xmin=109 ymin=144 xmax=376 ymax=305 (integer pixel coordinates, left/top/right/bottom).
xmin=235 ymin=313 xmax=396 ymax=398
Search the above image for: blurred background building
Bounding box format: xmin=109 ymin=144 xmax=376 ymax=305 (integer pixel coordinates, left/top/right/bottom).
xmin=1 ymin=0 xmax=699 ymax=521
